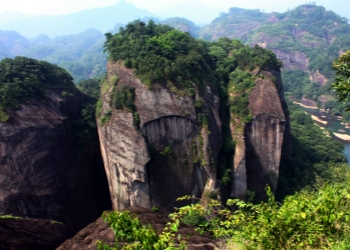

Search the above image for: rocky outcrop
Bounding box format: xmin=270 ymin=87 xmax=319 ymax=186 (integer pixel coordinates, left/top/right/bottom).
xmin=57 ymin=206 xmax=216 ymax=250
xmin=309 ymin=70 xmax=328 ymax=87
xmin=0 ymin=88 xmax=108 ymax=230
xmin=231 ymin=70 xmax=290 ymax=200
xmin=98 ymin=59 xmax=291 ymax=209
xmin=97 ymin=62 xmax=221 ymax=213
xmin=0 ymin=217 xmax=70 ymax=250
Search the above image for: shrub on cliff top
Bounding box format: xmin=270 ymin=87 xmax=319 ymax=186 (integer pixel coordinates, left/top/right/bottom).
xmin=104 ymin=21 xmax=282 ymax=91
xmin=0 ymin=56 xmax=75 ymax=109
xmin=104 ymin=20 xmax=215 ymax=88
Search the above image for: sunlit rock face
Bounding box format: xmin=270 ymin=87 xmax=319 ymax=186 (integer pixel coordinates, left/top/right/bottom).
xmin=97 ymin=62 xmax=221 ymax=213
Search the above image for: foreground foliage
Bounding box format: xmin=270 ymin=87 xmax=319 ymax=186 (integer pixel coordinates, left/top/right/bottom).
xmin=332 ymin=50 xmax=350 ymax=102
xmin=98 ymin=164 xmax=350 ymax=249
xmin=96 ymin=210 xmax=185 ymax=250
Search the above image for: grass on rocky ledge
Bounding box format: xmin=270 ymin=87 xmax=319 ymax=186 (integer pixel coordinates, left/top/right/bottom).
xmin=0 ymin=214 xmax=23 ymax=220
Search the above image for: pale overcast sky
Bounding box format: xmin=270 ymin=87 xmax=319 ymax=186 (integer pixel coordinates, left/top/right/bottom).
xmin=0 ymin=0 xmax=348 ymax=18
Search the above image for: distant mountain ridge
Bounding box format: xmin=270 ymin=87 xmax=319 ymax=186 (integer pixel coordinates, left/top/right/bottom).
xmin=0 ymin=0 xmax=159 ymax=38
xmin=197 ymin=4 xmax=350 ymax=118
xmin=200 ymin=5 xmax=350 ymax=79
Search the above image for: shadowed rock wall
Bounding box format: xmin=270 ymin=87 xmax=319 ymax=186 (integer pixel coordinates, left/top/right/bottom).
xmin=0 ymin=89 xmax=107 ymax=230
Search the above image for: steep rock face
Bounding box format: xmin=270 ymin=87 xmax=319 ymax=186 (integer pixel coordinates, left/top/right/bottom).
xmin=98 ymin=110 xmax=151 ymax=210
xmin=232 ymin=70 xmax=290 ymax=200
xmin=0 ymin=89 xmax=106 ymax=229
xmin=97 ymin=62 xmax=221 ymax=213
xmin=231 ymin=135 xmax=247 ymax=200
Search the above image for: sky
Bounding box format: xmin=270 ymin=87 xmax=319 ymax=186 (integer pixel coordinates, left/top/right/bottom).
xmin=0 ymin=0 xmax=348 ymax=19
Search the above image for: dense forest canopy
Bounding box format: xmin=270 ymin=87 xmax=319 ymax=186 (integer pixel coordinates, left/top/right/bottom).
xmin=0 ymin=56 xmax=75 ymax=109
xmin=104 ymin=20 xmax=214 ymax=88
xmin=104 ymin=20 xmax=282 ymax=90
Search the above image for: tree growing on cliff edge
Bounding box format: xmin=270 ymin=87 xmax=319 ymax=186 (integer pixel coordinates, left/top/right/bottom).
xmin=332 ymin=50 xmax=350 ymax=102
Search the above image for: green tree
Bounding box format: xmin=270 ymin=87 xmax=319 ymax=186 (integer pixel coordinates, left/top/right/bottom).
xmin=0 ymin=56 xmax=74 ymax=109
xmin=332 ymin=50 xmax=350 ymax=101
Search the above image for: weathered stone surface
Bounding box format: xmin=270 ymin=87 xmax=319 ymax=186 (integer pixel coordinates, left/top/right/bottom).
xmin=98 ymin=111 xmax=151 ymax=210
xmin=246 ymin=75 xmax=286 ymax=198
xmin=245 ymin=113 xmax=285 ymax=199
xmin=100 ymin=62 xmax=289 ymax=206
xmin=231 ymin=134 xmax=247 ymax=200
xmin=231 ymin=70 xmax=290 ymax=200
xmin=98 ymin=62 xmax=221 ymax=213
xmin=0 ymin=88 xmax=107 ymax=229
xmin=142 ymin=116 xmax=197 ymax=145
xmin=106 ymin=62 xmax=196 ymax=127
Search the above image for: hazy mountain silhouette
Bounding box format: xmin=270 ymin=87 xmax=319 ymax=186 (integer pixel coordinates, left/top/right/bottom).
xmin=0 ymin=0 xmax=159 ymax=38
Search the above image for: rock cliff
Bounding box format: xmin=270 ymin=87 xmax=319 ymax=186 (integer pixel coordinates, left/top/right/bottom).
xmin=97 ymin=62 xmax=221 ymax=213
xmin=98 ymin=61 xmax=290 ymax=209
xmin=0 ymin=88 xmax=107 ymax=230
xmin=231 ymin=70 xmax=290 ymax=200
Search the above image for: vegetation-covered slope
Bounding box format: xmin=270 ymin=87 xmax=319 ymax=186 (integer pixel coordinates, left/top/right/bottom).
xmin=277 ymin=100 xmax=346 ymax=198
xmin=201 ymin=4 xmax=350 ymax=78
xmin=104 ymin=20 xmax=281 ymax=89
xmin=0 ymin=56 xmax=76 ymax=122
xmin=0 ymin=29 xmax=107 ymax=83
xmin=200 ymin=4 xmax=350 ymax=121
